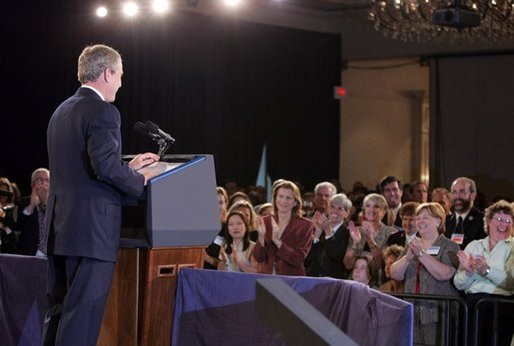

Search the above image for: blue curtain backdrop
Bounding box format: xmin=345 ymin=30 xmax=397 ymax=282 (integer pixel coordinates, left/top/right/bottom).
xmin=1 ymin=1 xmax=341 ymax=194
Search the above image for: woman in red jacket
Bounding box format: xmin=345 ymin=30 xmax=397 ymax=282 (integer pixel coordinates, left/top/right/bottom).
xmin=253 ymin=180 xmax=313 ymax=276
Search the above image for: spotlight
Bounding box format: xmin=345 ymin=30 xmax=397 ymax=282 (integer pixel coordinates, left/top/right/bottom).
xmin=122 ymin=1 xmax=139 ymax=17
xmin=224 ymin=0 xmax=242 ymax=6
xmin=152 ymin=0 xmax=170 ymax=13
xmin=96 ymin=6 xmax=108 ymax=17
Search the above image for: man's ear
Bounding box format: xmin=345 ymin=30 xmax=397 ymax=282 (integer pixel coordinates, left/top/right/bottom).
xmin=103 ymin=68 xmax=111 ymax=83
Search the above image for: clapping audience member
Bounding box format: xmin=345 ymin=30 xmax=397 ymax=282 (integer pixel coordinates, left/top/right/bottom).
xmin=387 ymin=202 xmax=420 ymax=247
xmin=228 ymin=200 xmax=258 ymax=241
xmin=379 ymin=245 xmax=405 ymax=293
xmin=253 ymin=180 xmax=313 ymax=276
xmin=390 ymin=203 xmax=459 ymax=346
xmin=454 ymin=200 xmax=514 ymax=345
xmin=305 ymin=193 xmax=352 ymax=279
xmin=15 ymin=168 xmax=50 ymax=256
xmin=344 ymin=194 xmax=396 ymax=274
xmin=313 ymin=181 xmax=337 ymax=214
xmin=218 ymin=211 xmax=258 ymax=273
xmin=350 ymin=256 xmax=377 ymax=287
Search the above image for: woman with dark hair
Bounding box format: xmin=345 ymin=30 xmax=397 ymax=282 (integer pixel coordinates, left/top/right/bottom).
xmin=350 ymin=256 xmax=377 ymax=287
xmin=218 ymin=211 xmax=258 ymax=273
xmin=253 ymin=180 xmax=313 ymax=276
xmin=228 ymin=200 xmax=258 ymax=241
xmin=390 ymin=202 xmax=459 ymax=345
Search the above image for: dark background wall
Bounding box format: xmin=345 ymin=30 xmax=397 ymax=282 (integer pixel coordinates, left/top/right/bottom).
xmin=1 ymin=0 xmax=341 ymax=195
xmin=430 ymin=54 xmax=514 ymax=201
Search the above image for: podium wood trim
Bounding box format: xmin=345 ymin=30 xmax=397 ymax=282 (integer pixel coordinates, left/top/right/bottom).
xmin=98 ymin=247 xmax=204 ymax=346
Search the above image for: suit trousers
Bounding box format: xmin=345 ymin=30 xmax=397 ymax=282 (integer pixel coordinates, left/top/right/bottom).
xmin=42 ymin=255 xmax=115 ymax=346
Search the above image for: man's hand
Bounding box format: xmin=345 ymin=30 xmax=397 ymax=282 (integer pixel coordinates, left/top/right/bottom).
xmin=129 ymin=153 xmax=160 ymax=170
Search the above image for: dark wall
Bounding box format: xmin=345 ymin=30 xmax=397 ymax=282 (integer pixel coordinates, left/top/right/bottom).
xmin=430 ymin=54 xmax=514 ymax=202
xmin=1 ymin=1 xmax=341 ymax=195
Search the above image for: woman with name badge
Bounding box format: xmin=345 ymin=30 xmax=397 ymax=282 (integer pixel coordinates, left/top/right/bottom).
xmin=391 ymin=202 xmax=460 ymax=346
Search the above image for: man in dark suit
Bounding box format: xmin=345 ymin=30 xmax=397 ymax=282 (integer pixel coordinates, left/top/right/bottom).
xmin=379 ymin=176 xmax=403 ymax=228
xmin=445 ymin=177 xmax=485 ymax=249
xmin=15 ymin=168 xmax=50 ymax=256
xmin=42 ymin=44 xmax=160 ymax=346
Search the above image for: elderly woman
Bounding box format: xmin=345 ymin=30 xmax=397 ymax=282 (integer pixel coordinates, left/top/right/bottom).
xmin=305 ymin=193 xmax=353 ymax=279
xmin=454 ymin=200 xmax=514 ymax=345
xmin=390 ymin=202 xmax=459 ymax=345
xmin=253 ymin=180 xmax=313 ymax=276
xmin=344 ymin=193 xmax=396 ymax=273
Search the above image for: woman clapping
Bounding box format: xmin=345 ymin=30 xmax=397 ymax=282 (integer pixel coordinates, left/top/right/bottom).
xmin=253 ymin=180 xmax=313 ymax=276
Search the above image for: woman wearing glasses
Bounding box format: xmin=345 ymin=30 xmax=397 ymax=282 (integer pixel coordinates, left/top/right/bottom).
xmin=454 ymin=199 xmax=514 ymax=345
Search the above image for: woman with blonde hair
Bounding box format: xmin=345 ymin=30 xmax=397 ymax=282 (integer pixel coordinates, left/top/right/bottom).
xmin=253 ymin=180 xmax=313 ymax=276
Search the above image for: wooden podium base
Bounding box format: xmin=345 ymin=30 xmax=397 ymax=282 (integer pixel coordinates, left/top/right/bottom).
xmin=97 ymin=247 xmax=204 ymax=346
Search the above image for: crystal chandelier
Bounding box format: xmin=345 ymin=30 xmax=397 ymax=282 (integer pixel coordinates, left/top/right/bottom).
xmin=369 ymin=0 xmax=514 ymax=42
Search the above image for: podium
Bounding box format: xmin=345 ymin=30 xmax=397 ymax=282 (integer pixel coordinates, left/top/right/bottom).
xmin=98 ymin=155 xmax=220 ymax=346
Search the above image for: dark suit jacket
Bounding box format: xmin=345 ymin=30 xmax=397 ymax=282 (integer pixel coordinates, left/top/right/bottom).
xmin=253 ymin=215 xmax=313 ymax=276
xmin=319 ymin=223 xmax=351 ymax=279
xmin=15 ymin=196 xmax=40 ymax=255
xmin=45 ymin=87 xmax=145 ymax=262
xmin=444 ymin=207 xmax=486 ymax=250
xmin=386 ymin=229 xmax=407 ymax=247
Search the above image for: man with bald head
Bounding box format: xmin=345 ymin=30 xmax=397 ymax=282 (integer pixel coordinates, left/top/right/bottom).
xmin=445 ymin=177 xmax=485 ymax=249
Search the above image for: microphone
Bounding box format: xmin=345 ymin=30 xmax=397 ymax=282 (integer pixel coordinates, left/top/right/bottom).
xmin=134 ymin=121 xmax=160 ymax=141
xmin=145 ymin=121 xmax=176 ymax=143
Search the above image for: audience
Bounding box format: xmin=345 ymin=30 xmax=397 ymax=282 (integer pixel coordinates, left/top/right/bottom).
xmin=350 ymin=256 xmax=377 ymax=287
xmin=445 ymin=177 xmax=486 ymax=249
xmin=379 ymin=244 xmax=405 ymax=293
xmin=390 ymin=202 xmax=459 ymax=346
xmin=344 ymin=193 xmax=396 ymax=274
xmin=228 ymin=200 xmax=258 ymax=242
xmin=4 ymin=168 xmax=514 ymax=345
xmin=410 ymin=181 xmax=429 ymax=203
xmin=0 ymin=185 xmax=17 ymax=254
xmin=454 ymin=200 xmax=514 ymax=345
xmin=379 ymin=176 xmax=404 ymax=227
xmin=305 ymin=193 xmax=352 ymax=279
xmin=431 ymin=187 xmax=452 ymax=216
xmin=15 ymin=168 xmax=50 ymax=257
xmin=253 ymin=180 xmax=313 ymax=276
xmin=386 ymin=202 xmax=420 ymax=247
xmin=218 ymin=210 xmax=258 ymax=273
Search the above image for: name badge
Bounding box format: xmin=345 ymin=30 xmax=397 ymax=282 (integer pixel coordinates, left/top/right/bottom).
xmin=451 ymin=234 xmax=464 ymax=245
xmin=426 ymin=246 xmax=441 ymax=256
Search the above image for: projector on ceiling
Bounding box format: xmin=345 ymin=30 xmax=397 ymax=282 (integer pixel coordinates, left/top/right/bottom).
xmin=432 ymin=5 xmax=481 ymax=29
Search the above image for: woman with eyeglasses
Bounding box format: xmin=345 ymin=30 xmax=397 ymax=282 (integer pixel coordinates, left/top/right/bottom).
xmin=454 ymin=199 xmax=514 ymax=345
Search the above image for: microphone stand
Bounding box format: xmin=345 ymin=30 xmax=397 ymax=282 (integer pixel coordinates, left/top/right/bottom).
xmin=157 ymin=138 xmax=172 ymax=159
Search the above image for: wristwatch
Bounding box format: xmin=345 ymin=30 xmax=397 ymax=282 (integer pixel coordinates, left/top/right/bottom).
xmin=483 ymin=266 xmax=490 ymax=276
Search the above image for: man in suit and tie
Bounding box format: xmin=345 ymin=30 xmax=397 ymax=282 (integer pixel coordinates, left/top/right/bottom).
xmin=15 ymin=168 xmax=50 ymax=256
xmin=379 ymin=176 xmax=403 ymax=228
xmin=42 ymin=44 xmax=160 ymax=346
xmin=444 ymin=177 xmax=485 ymax=249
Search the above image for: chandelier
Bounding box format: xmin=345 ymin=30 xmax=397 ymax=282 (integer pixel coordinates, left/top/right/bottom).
xmin=369 ymin=0 xmax=514 ymax=42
